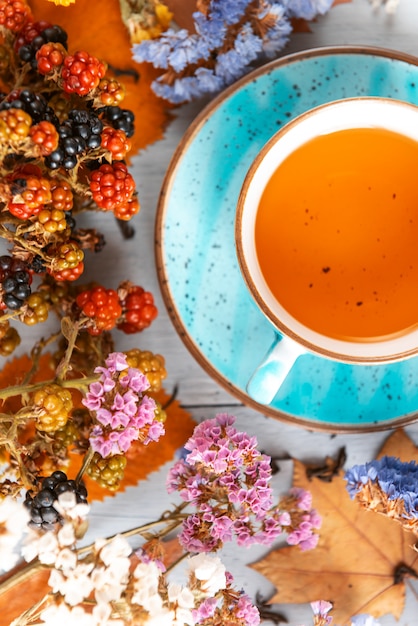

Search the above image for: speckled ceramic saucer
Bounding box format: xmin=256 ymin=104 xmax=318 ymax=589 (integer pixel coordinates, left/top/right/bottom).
xmin=155 ymin=46 xmax=418 ymax=433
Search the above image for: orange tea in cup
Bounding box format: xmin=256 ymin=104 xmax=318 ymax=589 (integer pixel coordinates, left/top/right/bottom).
xmin=255 ymin=124 xmax=418 ymax=343
xmin=236 ymin=98 xmax=418 ymax=371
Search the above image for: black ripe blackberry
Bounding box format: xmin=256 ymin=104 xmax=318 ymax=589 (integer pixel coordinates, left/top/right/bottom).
xmin=100 ymin=106 xmax=135 ymax=138
xmin=29 ymin=255 xmax=46 ymax=274
xmin=0 ymin=89 xmax=59 ymax=127
xmin=17 ymin=23 xmax=68 ymax=69
xmin=0 ymin=255 xmax=31 ymax=310
xmin=24 ymin=470 xmax=88 ymax=531
xmin=45 ymin=110 xmax=103 ymax=171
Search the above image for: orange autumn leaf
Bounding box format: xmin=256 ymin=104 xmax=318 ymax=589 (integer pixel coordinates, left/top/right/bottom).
xmin=28 ymin=0 xmax=172 ymax=155
xmin=251 ymin=431 xmax=418 ymax=625
xmin=377 ymin=428 xmax=418 ymax=462
xmin=0 ymin=562 xmax=50 ymax=625
xmin=0 ymin=353 xmax=55 ymax=414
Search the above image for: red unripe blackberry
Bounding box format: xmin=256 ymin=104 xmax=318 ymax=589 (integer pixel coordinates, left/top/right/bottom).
xmin=36 ymin=41 xmax=66 ymax=75
xmin=61 ymin=50 xmax=106 ymax=96
xmin=89 ymin=162 xmax=135 ymax=211
xmin=29 ymin=120 xmax=59 ymax=155
xmin=113 ymin=196 xmax=140 ymax=221
xmin=8 ymin=174 xmax=52 ymax=219
xmin=0 ymin=0 xmax=32 ymax=33
xmin=117 ymin=285 xmax=158 ymax=334
xmin=50 ymin=260 xmax=84 ymax=282
xmin=101 ymin=126 xmax=131 ymax=160
xmin=76 ymin=285 xmax=122 ymax=334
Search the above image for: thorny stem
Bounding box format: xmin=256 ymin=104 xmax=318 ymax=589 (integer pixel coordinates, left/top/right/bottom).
xmin=77 ymin=501 xmax=189 ymax=556
xmin=55 ymin=319 xmax=84 ymax=381
xmin=0 ymin=438 xmax=31 ymax=489
xmin=75 ymin=446 xmax=95 ymax=486
xmin=0 ymin=374 xmax=99 ymax=401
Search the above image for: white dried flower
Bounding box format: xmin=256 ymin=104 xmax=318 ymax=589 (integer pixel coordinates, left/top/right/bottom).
xmin=55 ymin=547 xmax=78 ymax=573
xmin=91 ymin=564 xmax=128 ymax=604
xmin=22 ymin=529 xmax=59 ymax=564
xmin=167 ymin=582 xmax=195 ymax=625
xmin=0 ymin=497 xmax=29 ymax=573
xmin=188 ymin=553 xmax=227 ymax=596
xmin=40 ymin=602 xmax=95 ymax=625
xmin=98 ymin=535 xmax=132 ymax=565
xmin=58 ymin=522 xmax=76 ymax=547
xmin=55 ymin=492 xmax=90 ymax=520
xmin=132 ymin=560 xmax=163 ymax=611
xmin=48 ymin=561 xmax=95 ymax=605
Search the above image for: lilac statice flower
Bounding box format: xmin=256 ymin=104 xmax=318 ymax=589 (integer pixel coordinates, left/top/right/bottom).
xmin=282 ymin=0 xmax=334 ymax=20
xmin=260 ymin=3 xmax=293 ymax=58
xmin=345 ymin=456 xmax=418 ymax=518
xmin=194 ymin=11 xmax=228 ymax=48
xmin=83 ymin=352 xmax=164 ymax=457
xmin=281 ymin=488 xmax=321 ymax=550
xmin=133 ymin=0 xmax=331 ymax=103
xmin=167 ymin=413 xmax=319 ymax=552
xmin=311 ymin=600 xmax=333 ymax=625
xmin=209 ymin=0 xmax=252 ymax=25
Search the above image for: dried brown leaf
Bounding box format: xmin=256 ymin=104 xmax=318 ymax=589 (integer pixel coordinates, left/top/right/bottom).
xmin=251 ymin=432 xmax=418 ymax=625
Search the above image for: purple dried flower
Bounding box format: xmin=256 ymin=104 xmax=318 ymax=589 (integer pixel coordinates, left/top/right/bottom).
xmin=83 ymin=352 xmax=164 ymax=457
xmin=132 ymin=0 xmax=329 ymax=103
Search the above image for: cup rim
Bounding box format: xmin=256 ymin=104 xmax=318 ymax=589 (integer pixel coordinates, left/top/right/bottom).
xmin=235 ymin=96 xmax=418 ymax=364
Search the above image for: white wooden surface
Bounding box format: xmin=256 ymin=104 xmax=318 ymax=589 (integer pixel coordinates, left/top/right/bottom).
xmin=7 ymin=1 xmax=418 ymax=624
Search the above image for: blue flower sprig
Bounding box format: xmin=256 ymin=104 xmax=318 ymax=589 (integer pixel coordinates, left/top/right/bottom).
xmin=345 ymin=456 xmax=418 ymax=529
xmin=133 ymin=0 xmax=333 ymax=103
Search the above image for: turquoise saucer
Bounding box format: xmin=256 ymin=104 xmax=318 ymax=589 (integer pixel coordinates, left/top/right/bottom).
xmin=155 ymin=46 xmax=418 ymax=432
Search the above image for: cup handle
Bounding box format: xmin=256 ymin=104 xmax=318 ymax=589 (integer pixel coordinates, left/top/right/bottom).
xmin=246 ymin=335 xmax=305 ymax=405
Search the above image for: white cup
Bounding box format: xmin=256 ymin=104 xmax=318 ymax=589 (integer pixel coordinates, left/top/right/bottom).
xmin=235 ymin=97 xmax=418 ymax=405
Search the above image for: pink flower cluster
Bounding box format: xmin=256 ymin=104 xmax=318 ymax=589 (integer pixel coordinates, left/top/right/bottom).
xmin=282 ymin=487 xmax=322 ymax=551
xmin=82 ymin=352 xmax=165 ymax=457
xmin=167 ymin=414 xmax=286 ymax=551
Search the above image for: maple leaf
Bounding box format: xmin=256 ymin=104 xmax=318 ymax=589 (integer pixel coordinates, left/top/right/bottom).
xmin=251 ymin=431 xmax=418 ymax=626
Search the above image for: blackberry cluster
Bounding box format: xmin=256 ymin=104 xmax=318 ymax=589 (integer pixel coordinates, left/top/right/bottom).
xmin=45 ymin=109 xmax=103 ymax=170
xmin=17 ymin=22 xmax=68 ymax=69
xmin=24 ymin=470 xmax=88 ymax=530
xmin=100 ymin=105 xmax=135 ymax=138
xmin=0 ymin=254 xmax=31 ymax=309
xmin=0 ymin=88 xmax=59 ymax=126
